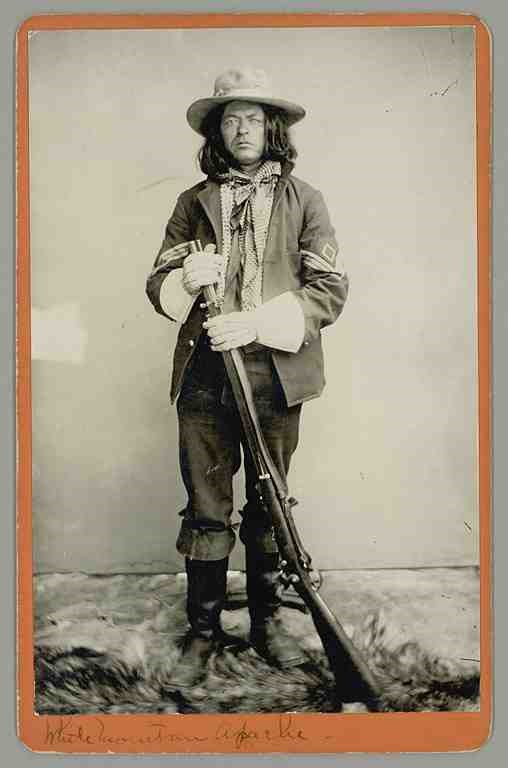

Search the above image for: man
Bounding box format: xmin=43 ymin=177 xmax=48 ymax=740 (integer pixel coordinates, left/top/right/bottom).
xmin=146 ymin=67 xmax=349 ymax=690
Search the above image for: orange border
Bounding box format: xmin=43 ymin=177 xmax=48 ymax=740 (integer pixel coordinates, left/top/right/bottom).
xmin=16 ymin=12 xmax=492 ymax=753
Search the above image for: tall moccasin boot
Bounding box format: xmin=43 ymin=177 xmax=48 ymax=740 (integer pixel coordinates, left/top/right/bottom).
xmin=246 ymin=549 xmax=307 ymax=668
xmin=169 ymin=557 xmax=234 ymax=691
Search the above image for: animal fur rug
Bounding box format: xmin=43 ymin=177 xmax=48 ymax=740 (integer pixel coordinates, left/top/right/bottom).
xmin=34 ymin=573 xmax=480 ymax=715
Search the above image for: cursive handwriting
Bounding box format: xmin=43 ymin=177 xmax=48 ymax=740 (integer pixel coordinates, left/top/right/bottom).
xmin=44 ymin=714 xmax=310 ymax=750
xmin=44 ymin=718 xmax=209 ymax=747
xmin=216 ymin=714 xmax=307 ymax=749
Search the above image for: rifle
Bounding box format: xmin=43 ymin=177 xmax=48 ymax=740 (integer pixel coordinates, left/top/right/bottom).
xmin=158 ymin=239 xmax=381 ymax=709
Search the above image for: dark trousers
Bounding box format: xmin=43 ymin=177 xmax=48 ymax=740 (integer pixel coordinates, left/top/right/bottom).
xmin=175 ymin=335 xmax=302 ymax=561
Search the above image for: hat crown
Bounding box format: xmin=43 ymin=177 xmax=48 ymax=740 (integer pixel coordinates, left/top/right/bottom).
xmin=213 ymin=68 xmax=272 ymax=98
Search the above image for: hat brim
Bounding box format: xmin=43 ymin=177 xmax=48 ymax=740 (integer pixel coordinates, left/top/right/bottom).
xmin=186 ymin=95 xmax=306 ymax=135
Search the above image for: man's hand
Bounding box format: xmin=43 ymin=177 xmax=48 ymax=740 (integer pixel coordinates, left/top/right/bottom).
xmin=182 ymin=243 xmax=224 ymax=296
xmin=203 ymin=312 xmax=258 ymax=352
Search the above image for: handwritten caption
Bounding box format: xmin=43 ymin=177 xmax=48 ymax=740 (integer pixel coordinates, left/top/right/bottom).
xmin=44 ymin=714 xmax=312 ymax=750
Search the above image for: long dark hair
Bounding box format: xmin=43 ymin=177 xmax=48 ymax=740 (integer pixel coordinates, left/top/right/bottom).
xmin=198 ymin=103 xmax=297 ymax=178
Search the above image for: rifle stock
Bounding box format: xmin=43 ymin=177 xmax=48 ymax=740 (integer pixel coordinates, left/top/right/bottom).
xmin=186 ymin=239 xmax=381 ymax=708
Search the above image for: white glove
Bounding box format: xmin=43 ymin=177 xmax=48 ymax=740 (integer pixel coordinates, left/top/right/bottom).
xmin=182 ymin=243 xmax=224 ymax=296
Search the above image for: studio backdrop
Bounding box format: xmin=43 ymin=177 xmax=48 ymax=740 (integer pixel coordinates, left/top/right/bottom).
xmin=29 ymin=25 xmax=478 ymax=574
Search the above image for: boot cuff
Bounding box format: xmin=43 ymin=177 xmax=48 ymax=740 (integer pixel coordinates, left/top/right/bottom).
xmin=176 ymin=522 xmax=236 ymax=561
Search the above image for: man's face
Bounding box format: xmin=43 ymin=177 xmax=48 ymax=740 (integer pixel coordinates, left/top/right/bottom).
xmin=220 ymin=101 xmax=266 ymax=169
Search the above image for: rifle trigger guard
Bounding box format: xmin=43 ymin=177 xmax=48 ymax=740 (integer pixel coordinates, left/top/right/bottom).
xmin=278 ymin=571 xmax=292 ymax=588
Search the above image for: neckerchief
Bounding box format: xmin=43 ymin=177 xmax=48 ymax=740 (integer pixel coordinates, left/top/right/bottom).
xmin=218 ymin=160 xmax=281 ymax=311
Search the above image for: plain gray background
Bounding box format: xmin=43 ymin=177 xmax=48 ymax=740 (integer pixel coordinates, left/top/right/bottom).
xmin=29 ymin=24 xmax=478 ymax=575
xmin=1 ymin=0 xmax=505 ymax=765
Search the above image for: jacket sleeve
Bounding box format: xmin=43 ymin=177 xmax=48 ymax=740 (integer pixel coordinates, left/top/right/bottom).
xmin=291 ymin=189 xmax=349 ymax=344
xmin=145 ymin=192 xmax=194 ymax=320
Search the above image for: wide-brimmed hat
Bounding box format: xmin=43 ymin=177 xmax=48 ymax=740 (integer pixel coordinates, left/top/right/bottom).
xmin=186 ymin=67 xmax=306 ymax=135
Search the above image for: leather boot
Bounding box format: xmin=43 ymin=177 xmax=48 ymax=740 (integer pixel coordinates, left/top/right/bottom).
xmin=169 ymin=557 xmax=233 ymax=691
xmin=246 ymin=550 xmax=307 ymax=668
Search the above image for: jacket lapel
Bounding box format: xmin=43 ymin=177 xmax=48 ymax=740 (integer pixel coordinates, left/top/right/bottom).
xmin=272 ymin=161 xmax=292 ymax=208
xmin=263 ymin=164 xmax=291 ymax=263
xmin=197 ymin=182 xmax=222 ymax=250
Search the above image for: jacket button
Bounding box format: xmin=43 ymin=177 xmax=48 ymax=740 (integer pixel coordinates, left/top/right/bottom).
xmin=188 ymin=339 xmax=195 ymax=347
